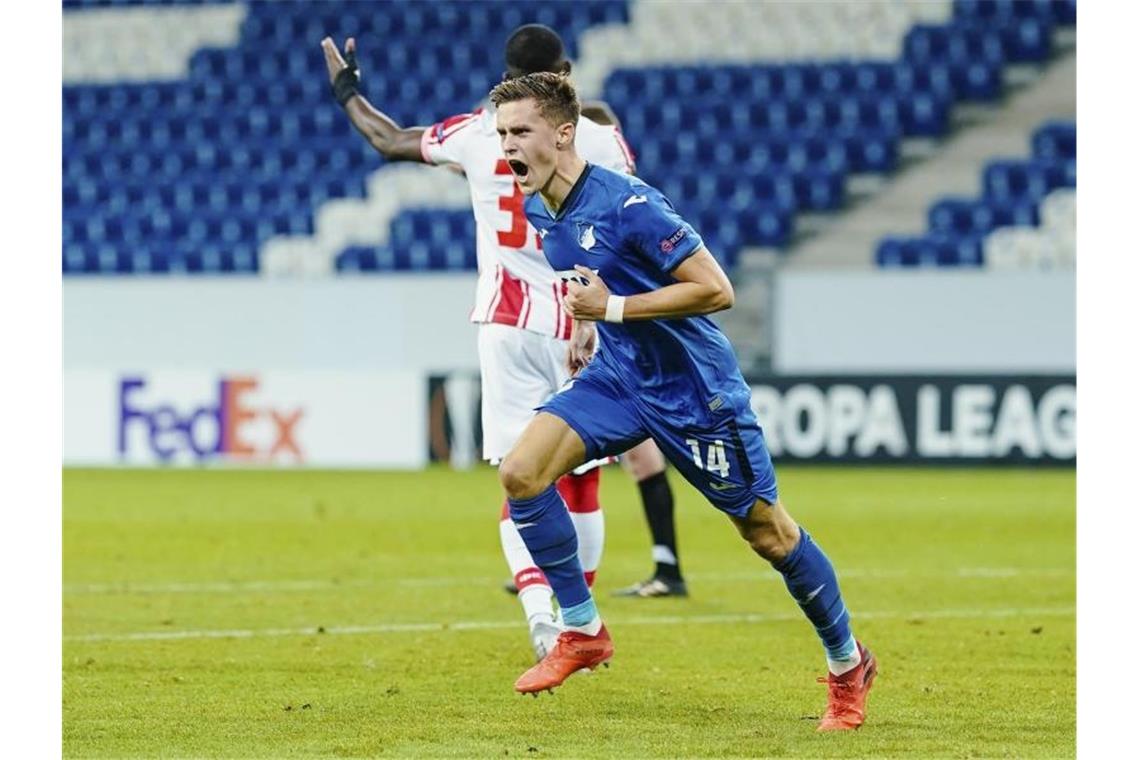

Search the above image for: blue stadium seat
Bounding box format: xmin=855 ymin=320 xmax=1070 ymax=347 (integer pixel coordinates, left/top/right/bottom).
xmin=998 ymin=198 xmax=1042 ymax=227
xmin=838 ymin=95 xmax=900 ymax=132
xmin=791 ymin=169 xmax=846 ymax=211
xmin=894 ymin=62 xmax=956 ymax=101
xmin=745 ymin=173 xmax=798 ymax=214
xmin=1050 ymin=0 xmax=1077 ymax=25
xmin=904 ymin=24 xmax=1004 ymax=66
xmin=954 ymin=0 xmax=1073 ymax=27
xmin=822 ymin=62 xmax=859 ymax=95
xmin=1032 ymin=121 xmax=1076 ymax=161
xmin=1062 ymin=159 xmax=1076 ymax=187
xmin=835 ymin=128 xmax=899 ymax=173
xmin=994 ymin=16 xmax=1054 ymax=62
xmin=929 ymin=198 xmax=977 ymax=235
xmin=948 ymin=59 xmax=1003 ymax=102
xmin=983 ymin=159 xmax=1066 ymax=203
xmin=875 ymin=235 xmax=967 ymax=267
xmin=928 ymin=197 xmax=1035 ymax=236
xmin=65 ymin=1 xmax=1072 ymax=276
xmin=788 ymin=135 xmax=849 ymax=174
xmin=738 ymin=205 xmax=794 ymax=247
xmin=878 ymin=119 xmax=1076 ymax=268
xmin=897 ymin=91 xmax=951 ymax=136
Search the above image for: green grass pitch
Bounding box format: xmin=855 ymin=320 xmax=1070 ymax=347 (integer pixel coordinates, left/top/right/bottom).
xmin=63 ymin=466 xmax=1074 ymax=758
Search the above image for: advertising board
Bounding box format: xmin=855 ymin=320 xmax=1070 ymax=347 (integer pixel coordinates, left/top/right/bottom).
xmin=426 ymin=374 xmax=1076 ymax=466
xmin=64 ymin=370 xmax=427 ymax=468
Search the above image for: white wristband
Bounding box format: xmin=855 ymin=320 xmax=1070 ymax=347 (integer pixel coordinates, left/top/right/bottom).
xmin=604 ymin=295 xmax=626 ymax=323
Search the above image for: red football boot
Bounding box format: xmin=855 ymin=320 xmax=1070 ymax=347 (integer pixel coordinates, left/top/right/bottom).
xmin=514 ymin=625 xmax=613 ymax=695
xmin=817 ymin=641 xmax=878 ymax=731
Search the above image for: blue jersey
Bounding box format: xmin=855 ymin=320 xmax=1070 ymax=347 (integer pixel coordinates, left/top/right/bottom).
xmin=523 ymin=164 xmax=750 ymax=429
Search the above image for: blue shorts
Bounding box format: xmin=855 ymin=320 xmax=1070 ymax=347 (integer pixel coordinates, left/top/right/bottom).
xmin=538 ymin=368 xmax=778 ymax=517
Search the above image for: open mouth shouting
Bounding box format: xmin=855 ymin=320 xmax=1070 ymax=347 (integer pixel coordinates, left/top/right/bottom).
xmin=507 ymin=158 xmax=530 ymax=184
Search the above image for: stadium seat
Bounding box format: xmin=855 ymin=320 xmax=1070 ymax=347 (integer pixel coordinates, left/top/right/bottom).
xmin=65 ymin=1 xmax=1074 ymax=275
xmin=64 ymin=0 xmax=626 ymax=275
xmin=738 ymin=205 xmax=794 ymax=248
xmin=983 ymin=159 xmax=1066 ymax=203
xmin=984 ymin=226 xmax=1057 ymax=270
xmin=1040 ymin=188 xmax=1076 ymax=234
xmin=875 ymin=234 xmax=982 ymax=268
xmin=879 ymin=119 xmax=1076 ymax=269
xmin=1033 ymin=121 xmax=1076 ymax=161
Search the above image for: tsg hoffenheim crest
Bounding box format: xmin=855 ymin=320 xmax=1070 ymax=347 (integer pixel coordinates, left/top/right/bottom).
xmin=577 ymin=223 xmax=596 ymax=251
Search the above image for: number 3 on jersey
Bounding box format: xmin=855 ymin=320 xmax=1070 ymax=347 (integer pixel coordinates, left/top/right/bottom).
xmin=686 ymin=438 xmax=731 ymax=478
xmin=495 ymin=159 xmax=540 ymax=249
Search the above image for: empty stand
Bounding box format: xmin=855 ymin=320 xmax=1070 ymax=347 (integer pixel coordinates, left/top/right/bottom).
xmin=63 ymin=0 xmax=1075 ymax=275
xmin=63 ymin=0 xmax=628 ymax=274
xmin=876 ymin=119 xmax=1075 ymax=268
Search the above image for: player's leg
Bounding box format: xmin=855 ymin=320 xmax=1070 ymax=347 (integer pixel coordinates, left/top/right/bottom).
xmin=613 ymin=438 xmax=686 ymax=598
xmin=537 ymin=332 xmax=606 ymax=593
xmin=500 ymin=411 xmax=608 ymax=688
xmin=557 ymin=466 xmax=604 ymax=589
xmin=727 ymin=498 xmax=858 ymax=670
xmin=499 ymin=412 xmax=594 ymax=636
xmin=502 ymin=371 xmax=648 ymax=693
xmin=478 ymin=324 xmax=560 ymax=657
xmin=647 ymin=406 xmax=875 ymax=729
xmin=728 ymin=498 xmax=876 ymax=731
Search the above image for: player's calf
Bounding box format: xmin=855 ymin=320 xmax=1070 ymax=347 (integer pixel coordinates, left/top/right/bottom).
xmin=730 ymin=498 xmax=800 ymax=564
xmin=731 ymin=500 xmax=867 ymax=684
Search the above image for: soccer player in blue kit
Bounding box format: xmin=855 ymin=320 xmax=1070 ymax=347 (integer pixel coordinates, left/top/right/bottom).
xmin=489 ymin=73 xmax=877 ymax=731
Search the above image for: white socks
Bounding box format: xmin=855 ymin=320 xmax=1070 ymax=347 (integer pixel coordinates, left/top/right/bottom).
xmin=569 ymin=510 xmax=605 ymax=584
xmin=498 ymin=518 xmax=555 ymax=626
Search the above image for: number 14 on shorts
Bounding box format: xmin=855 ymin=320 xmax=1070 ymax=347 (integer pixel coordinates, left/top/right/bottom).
xmin=686 ymin=438 xmax=730 ymax=478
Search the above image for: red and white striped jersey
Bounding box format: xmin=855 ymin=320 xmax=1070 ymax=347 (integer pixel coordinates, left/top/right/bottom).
xmin=420 ymin=105 xmax=636 ymax=339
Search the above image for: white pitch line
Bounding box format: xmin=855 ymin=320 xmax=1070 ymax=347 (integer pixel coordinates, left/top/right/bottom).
xmin=65 ymin=605 xmax=1074 ymax=644
xmin=64 ymin=579 xmax=381 ymax=595
xmin=63 ymin=567 xmax=1073 ymax=596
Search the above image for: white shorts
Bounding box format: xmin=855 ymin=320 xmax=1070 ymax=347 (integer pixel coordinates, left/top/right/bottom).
xmin=478 ymin=322 xmax=572 ymax=463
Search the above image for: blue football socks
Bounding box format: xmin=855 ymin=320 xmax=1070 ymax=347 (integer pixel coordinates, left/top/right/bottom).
xmin=509 ymin=485 xmax=594 ymax=618
xmin=774 ymin=527 xmax=858 ymax=670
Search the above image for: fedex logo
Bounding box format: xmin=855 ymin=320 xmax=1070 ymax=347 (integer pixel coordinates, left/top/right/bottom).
xmin=118 ymin=376 xmax=305 ymax=463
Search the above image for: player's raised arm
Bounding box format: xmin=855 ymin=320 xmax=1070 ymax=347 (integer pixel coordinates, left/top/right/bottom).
xmin=321 ymin=37 xmax=426 ymax=162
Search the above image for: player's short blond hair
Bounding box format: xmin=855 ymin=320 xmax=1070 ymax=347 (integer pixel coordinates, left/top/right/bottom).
xmin=489 ymin=72 xmax=580 ymax=128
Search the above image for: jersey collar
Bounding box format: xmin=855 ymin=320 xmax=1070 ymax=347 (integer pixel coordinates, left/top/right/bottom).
xmin=547 ymin=162 xmax=592 ymax=221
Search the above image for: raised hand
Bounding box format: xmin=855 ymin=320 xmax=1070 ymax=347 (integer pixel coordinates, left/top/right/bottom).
xmin=321 ymin=37 xmax=360 ymax=105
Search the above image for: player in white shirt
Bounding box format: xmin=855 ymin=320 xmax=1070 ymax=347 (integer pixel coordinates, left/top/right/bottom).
xmin=321 ymin=25 xmax=687 ymax=660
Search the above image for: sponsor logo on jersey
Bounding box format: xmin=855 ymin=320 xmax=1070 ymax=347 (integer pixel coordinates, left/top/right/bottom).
xmin=554 ymin=269 xmax=595 ymax=286
xmin=623 ymin=194 xmax=648 ymax=208
xmin=578 ymin=223 xmax=596 ymax=251
xmin=708 ymin=480 xmax=737 ymax=492
xmin=660 ymin=227 xmax=687 ymax=253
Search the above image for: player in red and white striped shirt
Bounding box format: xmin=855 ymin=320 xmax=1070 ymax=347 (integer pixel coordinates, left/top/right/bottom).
xmin=322 ymin=25 xmax=687 ymax=661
